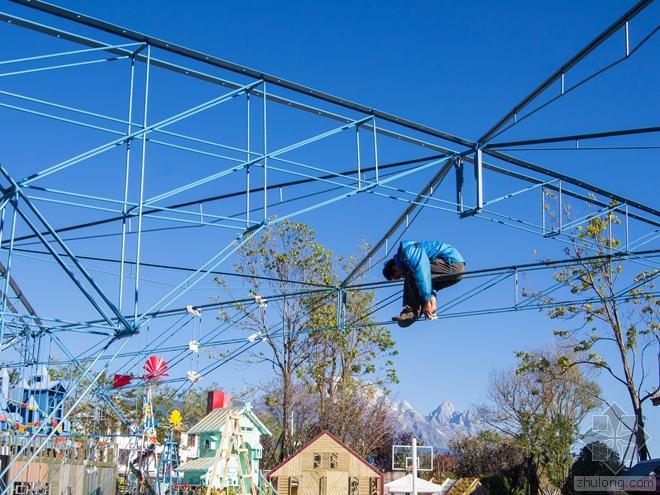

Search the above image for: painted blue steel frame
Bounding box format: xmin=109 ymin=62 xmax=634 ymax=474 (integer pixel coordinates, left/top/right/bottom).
xmin=0 ymin=7 xmax=653 ymax=338
xmin=0 ymin=1 xmax=656 ymax=491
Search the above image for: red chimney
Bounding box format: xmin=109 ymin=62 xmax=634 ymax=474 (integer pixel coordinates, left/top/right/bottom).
xmin=207 ymin=390 xmax=231 ymax=413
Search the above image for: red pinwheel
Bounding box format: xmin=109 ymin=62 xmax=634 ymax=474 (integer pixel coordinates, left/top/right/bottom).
xmin=143 ymin=355 xmax=169 ymax=381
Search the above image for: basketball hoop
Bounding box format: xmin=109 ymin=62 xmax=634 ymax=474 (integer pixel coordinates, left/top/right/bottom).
xmin=392 ymin=444 xmax=433 ymax=472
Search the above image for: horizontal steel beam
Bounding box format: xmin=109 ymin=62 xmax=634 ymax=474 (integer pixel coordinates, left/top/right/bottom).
xmin=485 ymin=125 xmax=660 ymax=149
xmin=479 ymin=161 xmax=660 ymax=228
xmin=2 ymin=5 xmax=657 ymax=226
xmin=477 ymin=0 xmax=655 ymax=144
xmin=8 ymin=0 xmax=475 ymax=148
xmin=5 ymin=154 xmax=443 ymax=246
xmin=342 ymin=160 xmax=455 ymax=286
xmin=346 ymin=248 xmax=660 ymax=290
xmin=45 ymin=248 xmax=660 ymax=333
xmin=0 ymin=12 xmax=454 ymax=156
xmin=484 ymin=150 xmax=660 ymax=218
xmin=11 ymin=246 xmax=336 ymax=288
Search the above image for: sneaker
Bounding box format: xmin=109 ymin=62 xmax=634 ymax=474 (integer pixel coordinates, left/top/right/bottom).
xmin=427 ymin=294 xmax=437 ymax=319
xmin=392 ymin=306 xmax=420 ymax=328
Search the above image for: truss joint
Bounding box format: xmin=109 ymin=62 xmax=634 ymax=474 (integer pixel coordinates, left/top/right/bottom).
xmin=114 ymin=326 xmax=140 ymax=339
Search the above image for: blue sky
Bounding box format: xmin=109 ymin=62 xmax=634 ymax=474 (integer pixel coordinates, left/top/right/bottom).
xmin=1 ymin=0 xmax=658 ymax=453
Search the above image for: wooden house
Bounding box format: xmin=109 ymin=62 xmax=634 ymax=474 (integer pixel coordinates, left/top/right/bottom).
xmin=268 ymin=431 xmax=383 ymax=495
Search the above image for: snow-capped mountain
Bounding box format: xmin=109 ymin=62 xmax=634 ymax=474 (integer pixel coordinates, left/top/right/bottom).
xmin=391 ymin=399 xmax=482 ymax=450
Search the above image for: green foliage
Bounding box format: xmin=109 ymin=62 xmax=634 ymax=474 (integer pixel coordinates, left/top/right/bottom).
xmin=217 ymin=220 xmax=398 ymax=460
xmin=48 ymin=363 xmax=126 ymax=435
xmin=44 ymin=219 xmax=399 ymax=469
xmin=564 ymin=442 xmax=622 ymax=495
xmin=533 ymin=208 xmax=658 ymax=461
xmin=483 ymin=349 xmax=600 ymax=495
xmin=449 ymin=431 xmax=525 ymax=495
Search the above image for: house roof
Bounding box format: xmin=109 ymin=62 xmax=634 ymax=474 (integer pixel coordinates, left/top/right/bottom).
xmin=269 ymin=430 xmax=382 ymax=478
xmin=11 ymin=376 xmax=64 ymax=393
xmin=446 ymin=478 xmax=480 ymax=495
xmin=177 ymin=457 xmax=217 ymax=471
xmin=187 ymin=404 xmax=270 ymax=436
xmin=625 ymin=458 xmax=660 ymax=476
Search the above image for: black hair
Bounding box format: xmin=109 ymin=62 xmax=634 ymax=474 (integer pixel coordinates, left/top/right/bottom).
xmin=382 ymin=258 xmax=398 ymax=280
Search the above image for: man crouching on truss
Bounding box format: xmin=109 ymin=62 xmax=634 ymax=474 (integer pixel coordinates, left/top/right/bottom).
xmin=383 ymin=240 xmax=465 ymax=327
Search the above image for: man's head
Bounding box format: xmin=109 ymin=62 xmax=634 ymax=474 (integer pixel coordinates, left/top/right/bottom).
xmin=383 ymin=258 xmax=405 ymax=281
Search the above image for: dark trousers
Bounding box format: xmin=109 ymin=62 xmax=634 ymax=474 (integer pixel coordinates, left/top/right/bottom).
xmin=403 ymin=259 xmax=465 ymax=310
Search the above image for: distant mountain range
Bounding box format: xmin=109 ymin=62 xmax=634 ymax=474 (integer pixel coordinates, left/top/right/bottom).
xmin=391 ymin=399 xmax=483 ymax=450
xmin=251 ymin=391 xmax=482 ymax=451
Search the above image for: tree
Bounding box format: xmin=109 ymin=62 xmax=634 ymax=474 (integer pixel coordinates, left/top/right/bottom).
xmin=304 ymin=243 xmax=398 ymax=436
xmin=257 ymin=378 xmax=400 ymax=470
xmin=48 ymin=364 xmax=129 ymax=434
xmin=176 ymin=386 xmax=219 ymax=430
xmin=312 ymin=383 xmax=400 ymax=459
xmin=217 ymin=220 xmax=336 ymax=460
xmin=258 ymin=380 xmax=323 ymax=467
xmin=371 ymin=430 xmax=416 ymax=473
xmin=449 ymin=432 xmax=525 ymax=495
xmin=429 ymin=452 xmax=458 ymax=482
xmin=564 ymin=442 xmax=622 ymax=495
xmin=218 ymin=220 xmax=398 ymax=462
xmin=479 ymin=350 xmax=600 ymax=495
xmin=529 ymin=208 xmax=658 ymax=461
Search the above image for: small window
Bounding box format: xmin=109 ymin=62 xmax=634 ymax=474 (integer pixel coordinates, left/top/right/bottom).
xmin=370 ymin=477 xmax=379 ymax=495
xmin=290 ymin=476 xmax=299 ymax=495
xmin=313 ymin=453 xmax=321 ymax=468
xmin=349 ymin=477 xmax=359 ymax=495
xmin=204 ymin=439 xmax=210 ymax=452
xmin=330 ymin=453 xmax=338 ymax=469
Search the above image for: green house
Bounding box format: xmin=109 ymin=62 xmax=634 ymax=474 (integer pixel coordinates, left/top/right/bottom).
xmin=177 ymin=403 xmax=271 ymax=489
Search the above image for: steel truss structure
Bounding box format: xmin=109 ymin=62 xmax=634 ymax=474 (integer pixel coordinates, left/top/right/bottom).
xmin=0 ymin=0 xmax=657 ymax=491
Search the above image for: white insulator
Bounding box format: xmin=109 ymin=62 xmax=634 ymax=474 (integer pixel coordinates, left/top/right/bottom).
xmin=188 ymin=340 xmax=200 ymax=353
xmin=186 ymin=371 xmax=201 ymax=383
xmin=186 ymin=305 xmax=202 ymax=318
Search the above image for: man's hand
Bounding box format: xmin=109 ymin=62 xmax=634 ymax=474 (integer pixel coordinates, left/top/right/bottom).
xmin=421 ymin=297 xmax=436 ymax=319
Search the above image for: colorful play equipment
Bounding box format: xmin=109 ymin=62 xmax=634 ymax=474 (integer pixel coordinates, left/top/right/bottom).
xmin=156 ymin=410 xmax=183 ymax=495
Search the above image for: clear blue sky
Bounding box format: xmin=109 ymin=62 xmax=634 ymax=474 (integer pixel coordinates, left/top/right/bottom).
xmin=1 ymin=0 xmax=658 ymax=454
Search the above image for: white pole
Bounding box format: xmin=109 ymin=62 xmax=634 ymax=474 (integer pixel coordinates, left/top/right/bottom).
xmin=412 ymin=437 xmax=418 ymax=495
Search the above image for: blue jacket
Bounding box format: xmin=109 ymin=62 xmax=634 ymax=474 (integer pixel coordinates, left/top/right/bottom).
xmin=394 ymin=240 xmax=465 ymax=301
